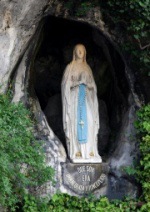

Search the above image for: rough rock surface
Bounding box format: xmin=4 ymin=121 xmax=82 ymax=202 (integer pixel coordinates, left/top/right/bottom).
xmin=0 ymin=0 xmax=51 ymax=92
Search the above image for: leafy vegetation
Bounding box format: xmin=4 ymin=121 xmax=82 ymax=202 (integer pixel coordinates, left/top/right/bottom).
xmin=101 ymin=0 xmax=150 ymax=76
xmin=47 ymin=194 xmax=139 ymax=212
xmin=64 ymin=0 xmax=99 ymax=17
xmin=23 ymin=193 xmax=139 ymax=212
xmin=0 ymin=91 xmax=54 ymax=211
xmin=135 ymin=104 xmax=150 ymax=210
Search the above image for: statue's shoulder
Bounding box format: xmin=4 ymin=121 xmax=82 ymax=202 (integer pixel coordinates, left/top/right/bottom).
xmin=86 ymin=63 xmax=92 ymax=70
xmin=66 ymin=62 xmax=72 ymax=69
xmin=64 ymin=63 xmax=72 ymax=73
xmin=62 ymin=63 xmax=72 ymax=80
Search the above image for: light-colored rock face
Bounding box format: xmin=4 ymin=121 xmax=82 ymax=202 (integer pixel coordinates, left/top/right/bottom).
xmin=0 ymin=0 xmax=143 ymax=199
xmin=0 ymin=0 xmax=51 ymax=92
xmin=110 ymin=104 xmax=138 ymax=173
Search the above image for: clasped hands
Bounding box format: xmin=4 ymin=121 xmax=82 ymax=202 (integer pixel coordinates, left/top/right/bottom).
xmin=71 ymin=80 xmax=93 ymax=90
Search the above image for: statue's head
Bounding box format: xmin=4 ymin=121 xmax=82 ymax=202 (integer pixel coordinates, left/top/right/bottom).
xmin=73 ymin=44 xmax=86 ymax=62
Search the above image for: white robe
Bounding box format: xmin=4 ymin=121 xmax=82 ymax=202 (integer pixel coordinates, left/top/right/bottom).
xmin=61 ymin=62 xmax=102 ymax=163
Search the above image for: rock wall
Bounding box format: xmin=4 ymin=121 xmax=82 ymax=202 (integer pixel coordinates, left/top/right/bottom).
xmin=0 ymin=0 xmax=50 ymax=92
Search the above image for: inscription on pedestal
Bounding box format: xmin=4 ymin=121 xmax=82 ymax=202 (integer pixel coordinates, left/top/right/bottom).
xmin=62 ymin=163 xmax=109 ymax=194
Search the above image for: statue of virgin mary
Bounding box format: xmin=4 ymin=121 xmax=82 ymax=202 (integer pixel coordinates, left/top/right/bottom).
xmin=61 ymin=44 xmax=102 ymax=163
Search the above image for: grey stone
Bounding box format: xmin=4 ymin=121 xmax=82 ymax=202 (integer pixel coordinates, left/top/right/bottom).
xmin=0 ymin=0 xmax=53 ymax=92
xmin=44 ymin=94 xmax=62 ymax=118
xmin=110 ymin=103 xmax=139 ymax=177
xmin=107 ymin=175 xmax=139 ymax=200
xmin=44 ymin=94 xmax=66 ymax=150
xmin=62 ymin=163 xmax=109 ymax=196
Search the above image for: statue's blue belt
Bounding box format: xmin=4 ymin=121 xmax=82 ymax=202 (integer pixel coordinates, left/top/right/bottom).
xmin=77 ymin=84 xmax=88 ymax=144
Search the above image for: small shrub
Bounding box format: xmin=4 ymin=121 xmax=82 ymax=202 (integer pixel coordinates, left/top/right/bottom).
xmin=0 ymin=91 xmax=54 ymax=210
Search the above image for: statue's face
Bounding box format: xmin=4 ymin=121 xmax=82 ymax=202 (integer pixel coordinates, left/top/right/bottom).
xmin=75 ymin=46 xmax=85 ymax=60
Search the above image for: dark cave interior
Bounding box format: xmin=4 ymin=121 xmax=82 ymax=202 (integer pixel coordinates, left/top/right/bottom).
xmin=33 ymin=16 xmax=130 ymax=159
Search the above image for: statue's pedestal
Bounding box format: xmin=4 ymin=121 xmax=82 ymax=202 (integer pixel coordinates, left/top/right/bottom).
xmin=61 ymin=162 xmax=109 ymax=195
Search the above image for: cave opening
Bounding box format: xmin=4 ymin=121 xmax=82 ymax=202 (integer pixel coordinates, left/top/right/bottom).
xmin=34 ymin=16 xmax=130 ymax=160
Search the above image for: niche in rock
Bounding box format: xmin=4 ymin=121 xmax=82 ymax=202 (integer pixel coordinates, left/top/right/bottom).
xmin=34 ymin=16 xmax=130 ymax=160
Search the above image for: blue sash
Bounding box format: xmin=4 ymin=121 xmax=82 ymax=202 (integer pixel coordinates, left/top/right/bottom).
xmin=77 ymin=84 xmax=88 ymax=144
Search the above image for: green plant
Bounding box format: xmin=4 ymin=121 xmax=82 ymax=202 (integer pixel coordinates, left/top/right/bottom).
xmin=76 ymin=2 xmax=94 ymax=17
xmin=22 ymin=193 xmax=141 ymax=211
xmin=0 ymin=91 xmax=54 ymax=211
xmin=63 ymin=0 xmax=99 ymax=17
xmin=134 ymin=104 xmax=150 ymax=210
xmin=23 ymin=195 xmax=39 ymax=212
xmin=101 ymin=0 xmax=150 ymax=76
xmin=23 ymin=194 xmax=51 ymax=212
xmin=123 ymin=166 xmax=137 ymax=176
xmin=46 ymin=193 xmax=139 ymax=212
